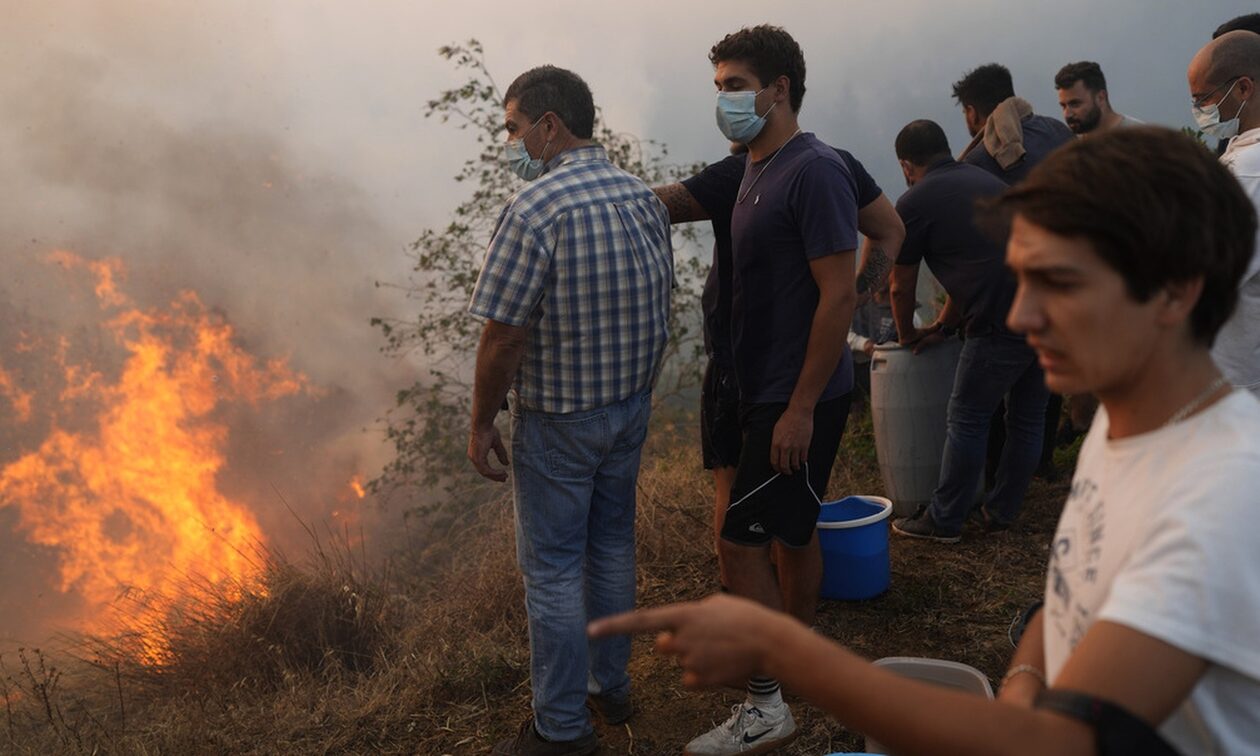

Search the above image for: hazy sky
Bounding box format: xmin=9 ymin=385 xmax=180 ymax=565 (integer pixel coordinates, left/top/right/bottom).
xmin=2 ymin=0 xmax=1252 ymax=286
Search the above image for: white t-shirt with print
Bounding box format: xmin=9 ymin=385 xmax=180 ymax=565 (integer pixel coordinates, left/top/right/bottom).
xmin=1043 ymin=390 xmax=1260 ymax=754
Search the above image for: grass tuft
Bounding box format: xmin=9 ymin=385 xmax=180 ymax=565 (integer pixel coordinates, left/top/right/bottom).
xmin=1 ymin=404 xmax=1075 ymax=754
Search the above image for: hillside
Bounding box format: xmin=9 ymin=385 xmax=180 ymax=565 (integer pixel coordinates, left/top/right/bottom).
xmin=1 ymin=406 xmax=1071 ymax=754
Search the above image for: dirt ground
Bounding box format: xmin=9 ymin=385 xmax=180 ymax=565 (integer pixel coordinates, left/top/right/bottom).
xmin=0 ymin=405 xmax=1074 ymax=756
xmin=478 ymin=409 xmax=1073 ymax=755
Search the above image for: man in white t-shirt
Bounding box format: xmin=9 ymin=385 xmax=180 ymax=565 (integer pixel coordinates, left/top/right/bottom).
xmin=591 ymin=127 xmax=1260 ymax=754
xmin=1190 ymin=31 xmax=1260 ymax=394
xmin=1055 ymin=61 xmax=1144 ymax=135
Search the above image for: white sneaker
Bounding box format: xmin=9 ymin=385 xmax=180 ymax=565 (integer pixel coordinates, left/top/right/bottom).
xmin=684 ymin=701 xmax=797 ymax=755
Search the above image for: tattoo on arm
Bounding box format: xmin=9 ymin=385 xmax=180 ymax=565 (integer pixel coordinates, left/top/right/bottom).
xmin=653 ymin=183 xmax=710 ymax=224
xmin=855 ymin=245 xmax=891 ymax=295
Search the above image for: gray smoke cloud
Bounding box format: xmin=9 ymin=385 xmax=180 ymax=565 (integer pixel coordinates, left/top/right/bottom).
xmin=0 ymin=0 xmax=1249 ymax=646
xmin=0 ymin=2 xmax=420 ymax=645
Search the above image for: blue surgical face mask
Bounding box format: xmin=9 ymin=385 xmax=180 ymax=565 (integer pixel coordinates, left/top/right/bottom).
xmin=1193 ymin=79 xmax=1248 ymax=140
xmin=503 ymin=118 xmax=551 ymax=181
xmin=716 ymin=88 xmax=775 ymax=144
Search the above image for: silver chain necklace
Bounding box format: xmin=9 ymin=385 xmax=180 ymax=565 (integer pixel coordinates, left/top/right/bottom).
xmin=1164 ymin=376 xmax=1230 ymax=427
xmin=737 ymin=128 xmax=802 ymax=205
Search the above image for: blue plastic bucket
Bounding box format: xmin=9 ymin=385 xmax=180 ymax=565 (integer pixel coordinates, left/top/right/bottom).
xmin=817 ymin=495 xmax=892 ymax=600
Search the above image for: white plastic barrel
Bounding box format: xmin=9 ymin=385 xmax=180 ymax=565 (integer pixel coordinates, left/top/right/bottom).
xmin=868 ymin=339 xmax=962 ymax=517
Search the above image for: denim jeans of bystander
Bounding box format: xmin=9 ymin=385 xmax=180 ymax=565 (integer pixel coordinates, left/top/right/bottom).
xmin=509 ymin=389 xmax=652 ymax=742
xmin=929 ymin=333 xmax=1048 ymax=533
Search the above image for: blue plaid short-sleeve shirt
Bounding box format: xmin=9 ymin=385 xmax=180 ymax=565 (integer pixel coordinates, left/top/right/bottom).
xmin=469 ymin=145 xmax=673 ymax=414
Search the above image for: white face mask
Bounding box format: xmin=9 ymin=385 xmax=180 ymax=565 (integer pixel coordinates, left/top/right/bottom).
xmin=1193 ymin=78 xmax=1248 ymax=140
xmin=503 ymin=118 xmax=550 ymax=181
xmin=716 ymin=88 xmax=774 ymax=143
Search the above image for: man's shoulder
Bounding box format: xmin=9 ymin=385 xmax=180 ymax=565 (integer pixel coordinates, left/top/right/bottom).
xmin=1025 ymin=113 xmax=1076 ymax=146
xmin=776 ymin=134 xmax=853 ymax=189
xmin=511 ymin=153 xmax=656 ymax=218
xmin=797 ymin=133 xmax=849 ymax=168
xmin=684 ymin=153 xmax=745 ymax=195
xmin=1223 ymin=131 xmax=1260 ymax=180
xmin=918 ymin=161 xmax=1007 ymax=196
xmin=961 ymin=142 xmax=999 ymax=171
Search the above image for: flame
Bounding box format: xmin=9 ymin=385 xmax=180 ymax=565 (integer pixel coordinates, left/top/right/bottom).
xmin=0 ymin=361 xmax=33 ymax=423
xmin=0 ymin=251 xmax=309 ymax=654
xmin=349 ymin=475 xmax=367 ymax=500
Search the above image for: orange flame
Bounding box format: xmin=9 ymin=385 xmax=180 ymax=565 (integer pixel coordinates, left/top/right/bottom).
xmin=0 ymin=361 xmax=33 ymax=423
xmin=0 ymin=252 xmax=308 ymax=653
xmin=349 ymin=475 xmax=367 ymax=500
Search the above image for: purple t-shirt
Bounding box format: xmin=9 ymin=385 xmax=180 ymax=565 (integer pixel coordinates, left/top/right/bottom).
xmin=730 ymin=132 xmax=859 ymax=404
xmin=683 ymin=150 xmax=882 ymax=369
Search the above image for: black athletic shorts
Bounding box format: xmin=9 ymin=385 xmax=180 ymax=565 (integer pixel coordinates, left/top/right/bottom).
xmin=721 ymin=394 xmax=852 ymax=548
xmin=700 ymin=360 xmax=742 ymax=470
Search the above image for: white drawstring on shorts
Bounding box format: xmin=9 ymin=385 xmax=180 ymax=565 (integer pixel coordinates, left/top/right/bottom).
xmin=726 ymin=461 xmax=822 ymax=511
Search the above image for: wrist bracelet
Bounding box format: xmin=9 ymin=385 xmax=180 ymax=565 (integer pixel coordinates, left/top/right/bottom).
xmin=1001 ymin=664 xmax=1047 ymax=688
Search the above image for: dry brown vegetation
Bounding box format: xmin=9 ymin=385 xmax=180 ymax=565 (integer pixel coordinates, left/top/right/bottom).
xmin=1 ymin=406 xmax=1072 ymax=755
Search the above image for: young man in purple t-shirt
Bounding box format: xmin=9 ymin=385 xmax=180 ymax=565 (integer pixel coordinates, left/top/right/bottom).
xmin=678 ymin=25 xmax=859 ymax=756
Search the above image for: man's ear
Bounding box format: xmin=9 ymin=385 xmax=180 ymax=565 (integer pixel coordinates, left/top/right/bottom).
xmin=774 ymin=75 xmax=790 ymax=104
xmin=1157 ymin=277 xmax=1205 ymax=327
xmin=1238 ymin=76 xmax=1256 ymax=102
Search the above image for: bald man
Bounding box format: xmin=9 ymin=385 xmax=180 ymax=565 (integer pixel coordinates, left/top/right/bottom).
xmin=1189 ymin=31 xmax=1260 ymax=395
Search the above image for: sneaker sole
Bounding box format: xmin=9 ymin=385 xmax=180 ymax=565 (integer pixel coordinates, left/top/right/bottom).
xmin=683 ymin=729 xmax=798 ymax=756
xmin=891 ymin=521 xmax=961 ymax=544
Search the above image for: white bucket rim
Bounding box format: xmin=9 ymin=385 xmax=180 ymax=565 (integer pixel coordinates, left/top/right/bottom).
xmin=816 ymin=495 xmax=893 ymax=530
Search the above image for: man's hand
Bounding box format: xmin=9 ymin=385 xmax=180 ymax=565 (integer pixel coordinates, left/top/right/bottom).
xmin=468 ymin=424 xmax=509 ymax=482
xmin=588 ymin=594 xmax=792 ymax=689
xmin=900 ymin=324 xmax=949 ymax=355
xmin=908 ymin=327 xmax=949 ymax=355
xmin=770 ymin=405 xmax=813 ymax=475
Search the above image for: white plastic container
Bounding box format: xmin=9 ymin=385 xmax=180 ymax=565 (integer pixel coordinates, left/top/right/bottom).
xmin=868 ymin=340 xmax=962 ymax=517
xmin=863 ymin=657 xmax=994 ymax=754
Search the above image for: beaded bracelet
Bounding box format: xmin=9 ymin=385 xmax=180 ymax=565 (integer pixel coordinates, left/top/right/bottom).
xmin=1001 ymin=664 xmax=1047 ymax=688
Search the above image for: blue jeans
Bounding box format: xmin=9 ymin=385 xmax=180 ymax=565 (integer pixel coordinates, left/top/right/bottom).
xmin=928 ymin=334 xmax=1047 ymax=533
xmin=509 ymin=390 xmax=651 ymax=741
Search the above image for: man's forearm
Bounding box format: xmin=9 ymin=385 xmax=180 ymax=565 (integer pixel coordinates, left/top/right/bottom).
xmin=999 ymin=609 xmax=1048 ymax=706
xmin=932 ymin=295 xmax=961 ymax=330
xmin=855 ymin=240 xmax=892 ymax=296
xmin=890 ymin=265 xmax=919 ymax=342
xmin=762 ymin=617 xmax=1092 ymax=756
xmin=471 ymin=322 xmax=528 ymax=431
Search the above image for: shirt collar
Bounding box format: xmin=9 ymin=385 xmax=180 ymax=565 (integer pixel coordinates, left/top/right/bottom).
xmin=547 ymin=143 xmax=607 ymax=170
xmin=1225 ymin=126 xmax=1260 ymax=154
xmin=925 ymin=156 xmax=957 ymax=174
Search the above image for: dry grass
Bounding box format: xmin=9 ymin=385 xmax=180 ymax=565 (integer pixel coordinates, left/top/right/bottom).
xmin=1 ymin=405 xmax=1072 ymax=754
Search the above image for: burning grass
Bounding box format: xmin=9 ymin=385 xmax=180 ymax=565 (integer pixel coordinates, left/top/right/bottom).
xmin=1 ymin=405 xmax=1072 ymax=754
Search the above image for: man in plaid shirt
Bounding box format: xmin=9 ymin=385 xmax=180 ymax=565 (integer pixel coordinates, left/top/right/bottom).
xmin=466 ymin=65 xmax=672 ymax=756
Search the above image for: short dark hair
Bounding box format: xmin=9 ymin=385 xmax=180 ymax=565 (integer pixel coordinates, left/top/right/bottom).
xmin=1214 ymin=13 xmax=1260 ymax=38
xmin=504 ymin=65 xmax=595 ymax=139
xmin=985 ymin=127 xmax=1256 ymax=346
xmin=710 ymin=25 xmax=807 ymax=112
xmin=951 ymin=63 xmax=1015 ymax=117
xmin=1054 ymin=61 xmax=1108 ymax=93
xmin=895 ymin=120 xmax=952 ymax=166
xmin=1204 ymin=31 xmax=1260 ymax=86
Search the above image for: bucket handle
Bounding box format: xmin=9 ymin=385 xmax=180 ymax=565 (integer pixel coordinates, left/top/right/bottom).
xmin=727 ymin=462 xmax=822 ymax=512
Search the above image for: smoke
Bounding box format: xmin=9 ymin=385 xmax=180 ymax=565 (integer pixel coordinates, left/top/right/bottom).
xmin=0 ymin=3 xmax=416 ymax=645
